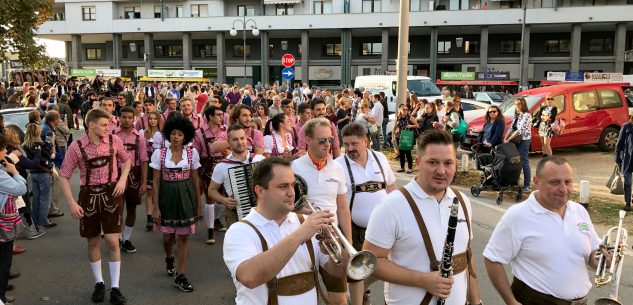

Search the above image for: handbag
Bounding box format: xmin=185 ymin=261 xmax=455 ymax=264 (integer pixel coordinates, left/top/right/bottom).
xmin=607 ymin=165 xmax=625 ymax=195
xmin=398 ymin=129 xmax=415 ymax=151
xmin=509 ymin=131 xmax=522 ymax=145
xmin=550 ymin=118 xmax=566 ymax=136
xmin=451 ymin=118 xmax=468 ymax=138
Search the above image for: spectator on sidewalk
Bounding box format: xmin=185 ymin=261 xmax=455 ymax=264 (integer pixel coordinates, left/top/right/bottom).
xmin=615 ymin=113 xmax=633 ymax=211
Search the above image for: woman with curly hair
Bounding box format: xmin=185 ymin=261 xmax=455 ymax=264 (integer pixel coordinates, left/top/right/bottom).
xmin=150 ymin=115 xmax=202 ymax=292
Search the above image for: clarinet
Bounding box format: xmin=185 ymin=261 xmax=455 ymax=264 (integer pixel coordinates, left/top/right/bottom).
xmin=437 ymin=197 xmax=460 ymax=305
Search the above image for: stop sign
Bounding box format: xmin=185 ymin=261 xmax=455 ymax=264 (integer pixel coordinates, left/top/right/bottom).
xmin=282 ymin=54 xmax=295 ymax=67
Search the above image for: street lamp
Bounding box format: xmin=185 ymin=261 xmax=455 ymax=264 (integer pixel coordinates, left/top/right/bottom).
xmin=230 ymin=15 xmax=258 ymax=86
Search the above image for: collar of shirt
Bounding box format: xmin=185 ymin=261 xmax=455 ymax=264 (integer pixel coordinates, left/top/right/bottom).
xmin=406 ymin=177 xmax=457 ymax=202
xmin=227 ymin=152 xmax=252 ymax=163
xmin=246 ymin=208 xmax=297 ymax=228
xmin=525 ymin=191 xmax=572 ymax=216
xmin=113 ymin=127 xmax=139 ymax=137
xmin=79 ymin=134 xmax=110 ymax=147
xmin=308 ymin=152 xmax=327 ymax=170
xmin=346 ymin=149 xmax=377 ymax=169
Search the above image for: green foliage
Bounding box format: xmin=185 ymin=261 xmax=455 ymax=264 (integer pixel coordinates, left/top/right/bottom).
xmin=0 ymin=0 xmax=54 ymax=68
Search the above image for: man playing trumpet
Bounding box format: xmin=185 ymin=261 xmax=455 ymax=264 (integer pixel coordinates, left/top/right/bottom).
xmin=223 ymin=157 xmax=347 ymax=305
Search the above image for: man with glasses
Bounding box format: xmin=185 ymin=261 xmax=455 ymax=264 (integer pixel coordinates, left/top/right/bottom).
xmin=291 ymin=117 xmax=351 ymax=305
xmin=297 ymin=98 xmax=341 ymax=158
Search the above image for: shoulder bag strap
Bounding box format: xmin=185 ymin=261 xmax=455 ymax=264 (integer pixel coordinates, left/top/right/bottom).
xmin=398 ymin=186 xmax=436 ymax=305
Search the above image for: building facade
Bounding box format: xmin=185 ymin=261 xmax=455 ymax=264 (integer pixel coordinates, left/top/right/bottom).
xmin=38 ymin=0 xmax=633 ymax=87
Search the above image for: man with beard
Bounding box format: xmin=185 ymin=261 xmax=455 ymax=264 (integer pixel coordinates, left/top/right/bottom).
xmin=364 ymin=129 xmax=481 ymax=305
xmin=229 ymin=104 xmax=264 ymax=155
xmin=113 ymin=107 xmax=148 ymax=253
xmin=335 ymin=122 xmax=396 ymax=305
xmin=484 ymin=156 xmax=606 ymax=305
xmin=297 ymin=99 xmax=340 ymax=158
xmin=180 ymin=97 xmax=204 ymax=130
xmin=291 ymin=117 xmax=350 ymax=305
xmin=208 ymin=125 xmax=264 ymax=229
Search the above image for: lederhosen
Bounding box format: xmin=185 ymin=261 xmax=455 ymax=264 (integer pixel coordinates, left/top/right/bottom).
xmin=157 ymin=146 xmax=198 ymax=228
xmin=399 ymin=186 xmax=476 ymax=305
xmin=198 ymin=127 xmax=224 ymax=191
xmin=122 ymin=136 xmax=142 ymax=207
xmin=511 ymin=277 xmax=587 ymax=305
xmin=240 ymin=214 xmax=328 ymax=305
xmin=77 ymin=135 xmax=123 ymax=238
xmin=343 ymin=150 xmax=386 ymax=251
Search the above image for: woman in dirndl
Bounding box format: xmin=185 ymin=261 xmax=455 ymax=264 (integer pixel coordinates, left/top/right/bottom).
xmin=140 ymin=111 xmax=162 ymax=231
xmin=535 ymin=94 xmax=558 ymax=157
xmin=150 ymin=115 xmax=202 ymax=293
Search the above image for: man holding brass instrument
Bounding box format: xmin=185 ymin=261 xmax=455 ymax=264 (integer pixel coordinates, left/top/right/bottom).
xmin=223 ymin=157 xmax=347 ymax=305
xmin=484 ymin=156 xmax=612 ymax=305
xmin=364 ymin=129 xmax=482 ymax=305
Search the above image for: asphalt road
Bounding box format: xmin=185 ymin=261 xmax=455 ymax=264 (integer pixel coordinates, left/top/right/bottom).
xmin=7 ymin=170 xmax=633 ymax=305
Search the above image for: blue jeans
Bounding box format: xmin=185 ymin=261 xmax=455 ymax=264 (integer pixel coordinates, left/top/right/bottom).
xmin=624 ymin=171 xmax=632 ymax=208
xmin=381 ymin=118 xmax=389 ymax=148
xmin=517 ymin=139 xmax=531 ymax=188
xmin=31 ymin=172 xmax=52 ymax=227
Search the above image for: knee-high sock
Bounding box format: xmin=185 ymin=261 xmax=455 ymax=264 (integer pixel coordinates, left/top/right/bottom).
xmin=204 ymin=203 xmax=215 ymax=229
xmin=214 ymin=204 xmax=224 ymax=220
xmin=90 ymin=260 xmax=104 ymax=284
xmin=109 ymin=261 xmax=121 ymax=288
xmin=122 ymin=226 xmax=133 ymax=242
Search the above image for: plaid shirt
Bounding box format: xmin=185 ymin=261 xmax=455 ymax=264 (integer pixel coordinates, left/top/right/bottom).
xmin=60 ymin=134 xmax=130 ymax=186
xmin=113 ymin=127 xmax=149 ymax=166
xmin=108 ymin=116 xmax=120 ymax=134
xmin=192 ymin=125 xmax=227 ymax=158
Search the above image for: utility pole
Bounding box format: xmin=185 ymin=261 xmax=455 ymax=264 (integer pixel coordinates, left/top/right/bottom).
xmin=396 ymin=0 xmax=410 ymax=111
xmin=518 ymin=0 xmax=527 ymax=90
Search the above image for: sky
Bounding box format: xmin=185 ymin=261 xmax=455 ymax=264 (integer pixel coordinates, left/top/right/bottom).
xmin=40 ymin=38 xmax=66 ymax=59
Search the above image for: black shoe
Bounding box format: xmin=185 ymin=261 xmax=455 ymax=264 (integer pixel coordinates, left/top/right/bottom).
xmin=174 ymin=274 xmax=194 ymax=292
xmin=109 ymin=288 xmax=126 ymax=304
xmin=121 ymin=240 xmax=136 ymax=253
xmin=91 ymin=282 xmax=105 ymax=303
xmin=165 ymin=255 xmax=175 ymax=276
xmin=145 ymin=220 xmax=153 ymax=232
xmin=206 ymin=228 xmax=215 ymax=245
xmin=624 ymin=206 xmax=631 ymax=212
xmin=48 ymin=212 xmax=64 ymax=218
xmin=43 ymin=223 xmax=57 ymax=229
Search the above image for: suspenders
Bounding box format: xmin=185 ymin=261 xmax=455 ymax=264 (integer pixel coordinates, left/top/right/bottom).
xmin=343 ymin=150 xmax=387 ymax=212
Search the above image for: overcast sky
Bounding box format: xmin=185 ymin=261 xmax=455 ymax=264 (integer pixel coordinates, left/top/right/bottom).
xmin=40 ymin=38 xmax=66 ymax=59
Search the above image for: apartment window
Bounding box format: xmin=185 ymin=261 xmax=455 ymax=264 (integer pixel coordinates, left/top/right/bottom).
xmin=193 ymin=45 xmax=216 ymax=58
xmin=437 ymin=41 xmax=452 ymax=54
xmin=322 ymin=43 xmax=342 ymax=56
xmin=314 ymin=1 xmax=333 ymax=14
xmin=362 ymin=0 xmax=381 ymax=12
xmin=48 ymin=12 xmax=65 ymax=21
xmin=410 ymin=0 xmax=421 ymax=11
xmin=176 ymin=5 xmax=184 ymax=17
xmin=545 ymin=39 xmax=570 ymax=53
xmin=86 ymin=48 xmax=102 ymax=60
xmin=154 ymin=6 xmax=168 ymax=18
xmin=124 ymin=6 xmax=141 ymax=19
xmin=155 ymin=45 xmax=183 ymax=57
xmin=500 ymin=40 xmax=521 ymax=54
xmin=589 ymin=38 xmax=613 ymax=53
xmin=191 ymin=4 xmax=208 ymax=17
xmin=237 ymin=5 xmax=255 ymax=16
xmin=464 ymin=40 xmax=480 ymax=54
xmin=276 ymin=4 xmax=294 ymax=15
xmin=82 ymin=6 xmax=96 ymax=21
xmin=361 ymin=42 xmax=382 ymax=56
xmin=234 ymin=44 xmax=252 ymax=57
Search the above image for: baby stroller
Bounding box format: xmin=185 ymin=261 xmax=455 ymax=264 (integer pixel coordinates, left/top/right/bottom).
xmin=470 ymin=143 xmax=523 ymax=205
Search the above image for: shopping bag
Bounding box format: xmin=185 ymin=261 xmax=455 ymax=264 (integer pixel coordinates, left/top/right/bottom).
xmin=607 ymin=165 xmax=625 ymax=195
xmin=451 ymin=118 xmax=468 ymax=138
xmin=550 ymin=118 xmax=566 ymax=136
xmin=398 ymin=129 xmax=415 ymax=151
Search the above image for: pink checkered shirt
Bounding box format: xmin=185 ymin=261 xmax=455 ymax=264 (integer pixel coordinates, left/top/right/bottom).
xmin=185 ymin=112 xmax=206 ymax=130
xmin=192 ymin=125 xmax=227 ymax=158
xmin=60 ymin=134 xmax=130 ymax=186
xmin=108 ymin=116 xmax=120 ymax=134
xmin=113 ymin=127 xmax=149 ymax=166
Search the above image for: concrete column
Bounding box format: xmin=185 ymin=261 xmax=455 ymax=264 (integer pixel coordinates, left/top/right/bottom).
xmin=570 ymin=24 xmax=581 ymax=72
xmin=216 ymin=32 xmax=225 ymax=84
xmin=301 ymin=31 xmax=309 ymax=85
xmin=70 ymin=35 xmax=81 ymax=69
xmin=260 ymin=30 xmax=269 ymax=86
xmin=381 ymin=28 xmax=389 ymax=74
xmin=520 ymin=25 xmax=531 ymax=87
xmin=182 ymin=32 xmax=191 ymax=70
xmin=479 ymin=26 xmax=489 ymax=73
xmin=65 ymin=41 xmax=73 ymax=67
xmin=429 ymin=27 xmax=438 ymax=80
xmin=614 ymin=23 xmax=627 ymax=73
xmin=112 ymin=33 xmax=122 ymax=69
xmin=341 ymin=29 xmax=352 ymax=87
xmin=143 ymin=33 xmax=154 ymax=73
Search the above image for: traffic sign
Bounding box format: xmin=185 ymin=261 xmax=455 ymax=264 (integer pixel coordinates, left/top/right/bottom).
xmin=282 ymin=54 xmax=295 ymax=67
xmin=281 ymin=67 xmax=295 ymax=80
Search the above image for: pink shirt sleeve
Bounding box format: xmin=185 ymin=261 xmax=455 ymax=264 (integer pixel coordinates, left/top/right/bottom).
xmin=138 ymin=134 xmax=149 ymax=163
xmin=331 ymin=122 xmax=340 ymax=149
xmin=60 ymin=142 xmax=80 ymax=180
xmin=113 ymin=136 xmax=131 ymax=164
xmin=253 ymin=130 xmax=264 ymax=149
xmin=192 ymin=130 xmax=207 ymax=158
xmin=297 ymin=125 xmax=308 ymax=151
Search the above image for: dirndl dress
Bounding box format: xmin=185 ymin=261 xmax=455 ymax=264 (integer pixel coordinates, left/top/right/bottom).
xmin=538 ymin=106 xmax=555 ymax=138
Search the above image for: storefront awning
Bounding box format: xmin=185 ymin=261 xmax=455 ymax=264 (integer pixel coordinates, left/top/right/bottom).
xmin=436 ymin=80 xmax=518 ymax=86
xmin=264 ymin=0 xmax=301 ymax=4
xmin=139 ymin=77 xmax=208 ymax=82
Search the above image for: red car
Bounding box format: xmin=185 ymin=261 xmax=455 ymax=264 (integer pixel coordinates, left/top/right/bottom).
xmin=463 ymin=83 xmax=632 ymax=152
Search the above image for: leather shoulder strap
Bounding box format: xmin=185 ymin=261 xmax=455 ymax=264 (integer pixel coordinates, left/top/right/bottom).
xmin=343 ymin=156 xmax=356 ymax=211
xmin=240 ymin=220 xmax=268 ymax=251
xmin=297 ymin=214 xmax=329 ymax=305
xmin=449 ymin=187 xmax=477 ymax=280
xmin=370 ymin=150 xmax=387 ymax=184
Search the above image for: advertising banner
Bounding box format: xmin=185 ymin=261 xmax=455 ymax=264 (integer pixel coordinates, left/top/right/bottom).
xmin=440 ymin=71 xmax=476 ymax=81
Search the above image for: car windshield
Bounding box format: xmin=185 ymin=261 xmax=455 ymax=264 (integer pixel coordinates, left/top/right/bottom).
xmin=499 ymin=95 xmax=543 ymax=118
xmin=3 ymin=111 xmax=31 ymax=129
xmin=486 ymin=92 xmax=505 ymax=103
xmin=404 ymin=80 xmax=441 ymax=97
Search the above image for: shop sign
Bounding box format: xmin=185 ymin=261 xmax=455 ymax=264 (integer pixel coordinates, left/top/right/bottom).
xmin=440 ymin=71 xmax=476 ymax=81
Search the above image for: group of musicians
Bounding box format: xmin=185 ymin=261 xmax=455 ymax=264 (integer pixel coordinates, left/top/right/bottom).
xmin=57 ymin=95 xmax=615 ymax=305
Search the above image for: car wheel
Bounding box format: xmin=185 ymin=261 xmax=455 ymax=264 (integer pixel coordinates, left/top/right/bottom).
xmin=598 ymin=127 xmax=619 ymax=151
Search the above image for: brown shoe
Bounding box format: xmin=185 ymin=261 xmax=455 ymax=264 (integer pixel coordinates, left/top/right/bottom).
xmin=6 ymin=284 xmax=14 ymax=291
xmin=9 ymin=271 xmax=20 ymax=279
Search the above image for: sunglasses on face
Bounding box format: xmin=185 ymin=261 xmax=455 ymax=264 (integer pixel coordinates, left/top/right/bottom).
xmin=316 ymin=137 xmax=335 ymax=145
xmin=488 ymin=110 xmax=498 ymax=114
xmin=547 ymin=98 xmax=554 ymax=101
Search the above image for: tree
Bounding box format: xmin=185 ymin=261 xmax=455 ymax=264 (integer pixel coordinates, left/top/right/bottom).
xmin=0 ymin=0 xmax=54 ymax=69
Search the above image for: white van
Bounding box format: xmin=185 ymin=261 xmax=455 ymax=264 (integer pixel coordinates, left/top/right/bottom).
xmin=353 ymin=75 xmax=443 ymax=113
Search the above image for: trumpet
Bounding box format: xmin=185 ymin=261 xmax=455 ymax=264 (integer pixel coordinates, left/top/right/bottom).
xmin=595 ymin=210 xmax=628 ymax=305
xmin=298 ymin=197 xmax=377 ymax=280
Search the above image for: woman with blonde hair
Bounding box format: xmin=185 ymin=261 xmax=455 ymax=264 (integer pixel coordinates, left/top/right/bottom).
xmin=135 ymin=91 xmax=146 ymax=103
xmin=354 ymin=98 xmax=377 ymax=139
xmin=140 ymin=111 xmax=163 ymax=230
xmin=22 ymin=123 xmax=56 ymax=229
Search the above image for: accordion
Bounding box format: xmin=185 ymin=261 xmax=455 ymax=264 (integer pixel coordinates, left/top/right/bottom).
xmin=228 ymin=163 xmax=259 ymax=220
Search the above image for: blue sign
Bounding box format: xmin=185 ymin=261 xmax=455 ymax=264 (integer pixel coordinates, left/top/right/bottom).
xmin=565 ymin=71 xmax=584 ymax=82
xmin=282 ymin=67 xmax=295 ymax=80
xmin=476 ymin=72 xmax=510 ymax=81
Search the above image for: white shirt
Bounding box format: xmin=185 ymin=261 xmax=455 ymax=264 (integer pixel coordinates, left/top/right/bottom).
xmin=437 ymin=108 xmax=446 ymax=123
xmin=149 ymin=145 xmax=201 ymax=170
xmin=224 ymin=209 xmax=330 ymax=305
xmin=211 ymin=153 xmax=266 ymax=197
xmin=151 ymin=131 xmax=165 ymax=150
xmin=372 ymin=101 xmax=384 ymax=126
xmin=291 ymin=155 xmax=347 ymax=224
xmin=365 ymin=180 xmax=472 ymax=305
xmin=483 ymin=192 xmax=601 ymax=300
xmin=334 ymin=150 xmax=395 ymax=228
xmin=263 ymin=132 xmax=294 ymax=155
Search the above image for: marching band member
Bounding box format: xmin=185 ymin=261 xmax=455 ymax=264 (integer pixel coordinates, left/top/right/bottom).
xmin=208 ymin=124 xmax=265 ymax=229
xmin=229 ymin=104 xmax=264 ymax=155
xmin=59 ymin=109 xmax=131 ymax=304
xmin=150 ymin=115 xmax=203 ymax=292
xmin=223 ymin=157 xmax=347 ymax=305
xmin=193 ymin=106 xmax=230 ymax=245
xmin=334 ymin=122 xmax=397 ymax=305
xmin=291 ymin=117 xmax=350 ymax=305
xmin=364 ymin=129 xmax=481 ymax=305
xmin=180 ymin=97 xmax=204 ymax=130
xmin=484 ymin=156 xmax=606 ymax=305
xmin=140 ymin=111 xmax=163 ymax=231
xmin=112 ymin=106 xmax=148 ymax=253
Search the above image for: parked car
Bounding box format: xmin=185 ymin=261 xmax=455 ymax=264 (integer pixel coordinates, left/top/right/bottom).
xmin=462 ymin=83 xmax=631 ymax=152
xmin=1 ymin=107 xmax=37 ymax=142
xmin=354 ymin=75 xmax=443 ymax=113
xmin=473 ymin=92 xmax=507 ymax=106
